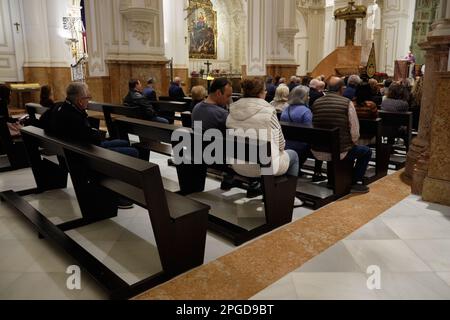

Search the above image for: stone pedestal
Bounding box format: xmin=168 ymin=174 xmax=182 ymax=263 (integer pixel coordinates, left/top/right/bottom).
xmin=107 ymin=60 xmax=169 ymax=105
xmin=422 ymin=72 xmax=450 ymax=206
xmin=406 ymin=18 xmax=450 ymax=197
xmin=266 ymin=64 xmax=299 ymax=79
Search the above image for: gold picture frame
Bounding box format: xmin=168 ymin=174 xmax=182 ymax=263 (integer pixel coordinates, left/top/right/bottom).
xmin=187 ymin=0 xmax=218 ymax=60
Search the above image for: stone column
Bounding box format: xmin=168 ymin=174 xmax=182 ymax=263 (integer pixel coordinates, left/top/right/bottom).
xmin=85 ymin=0 xmax=169 ymax=103
xmin=22 ymin=0 xmax=72 ymax=100
xmin=163 ymin=0 xmax=189 ymax=90
xmin=407 ymin=0 xmax=450 ymax=199
xmin=422 ymin=70 xmax=450 ymax=205
xmin=265 ymin=0 xmax=299 ymax=78
xmin=246 ymin=0 xmax=266 ymax=76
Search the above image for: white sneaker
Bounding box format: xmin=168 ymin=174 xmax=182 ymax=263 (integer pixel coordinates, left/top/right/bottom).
xmin=294 ymin=197 xmax=304 ymax=208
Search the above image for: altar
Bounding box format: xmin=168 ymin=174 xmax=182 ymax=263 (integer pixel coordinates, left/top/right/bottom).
xmin=9 ymin=83 xmax=41 ymax=112
xmin=190 ymin=73 xmax=242 ymax=93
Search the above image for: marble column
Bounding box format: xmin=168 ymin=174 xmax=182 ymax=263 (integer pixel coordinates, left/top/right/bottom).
xmin=418 ymin=5 xmax=450 ymax=205
xmin=406 ymin=1 xmax=450 ymax=200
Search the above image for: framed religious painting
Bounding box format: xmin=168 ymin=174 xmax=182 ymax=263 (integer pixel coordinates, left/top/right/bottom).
xmin=187 ymin=0 xmax=217 ymax=59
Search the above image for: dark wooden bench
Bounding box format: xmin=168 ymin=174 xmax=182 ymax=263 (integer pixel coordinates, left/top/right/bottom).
xmin=0 ymin=116 xmax=29 ymax=172
xmin=25 ymin=103 xmax=49 ymax=127
xmin=0 ymin=126 xmax=209 ymax=299
xmin=151 ymin=100 xmax=189 ymax=124
xmin=114 ymin=117 xmax=298 ymax=246
xmin=159 ymin=96 xmax=193 ymax=104
xmin=379 ymin=110 xmax=413 ymax=170
xmin=359 ymin=118 xmax=391 ymax=184
xmin=281 ymin=122 xmax=353 ymax=209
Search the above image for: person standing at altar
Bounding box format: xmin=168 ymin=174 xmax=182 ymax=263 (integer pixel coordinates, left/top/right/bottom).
xmin=405 ymin=51 xmax=416 ymax=78
xmin=405 ymin=51 xmax=416 ymax=64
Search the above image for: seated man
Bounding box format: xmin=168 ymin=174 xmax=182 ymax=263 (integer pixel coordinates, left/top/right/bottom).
xmin=312 ymin=77 xmax=372 ymax=194
xmin=169 ymin=77 xmax=186 ymax=100
xmin=192 ymin=78 xmax=236 ymax=191
xmin=142 ymin=77 xmax=157 ymax=101
xmin=192 ymin=78 xmax=231 ymax=133
xmin=123 ymin=79 xmax=168 ymax=124
xmin=41 ymin=82 xmax=138 ymax=209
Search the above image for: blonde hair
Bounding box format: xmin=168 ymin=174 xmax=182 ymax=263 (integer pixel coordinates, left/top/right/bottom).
xmin=191 ymin=85 xmax=207 ymax=101
xmin=273 ymin=84 xmax=290 ymax=102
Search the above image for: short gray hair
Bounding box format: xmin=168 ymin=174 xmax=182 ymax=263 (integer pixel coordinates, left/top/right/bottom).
xmin=288 ymin=85 xmax=310 ymax=106
xmin=66 ymin=82 xmax=89 ymax=104
xmin=348 ymin=75 xmax=362 ymax=87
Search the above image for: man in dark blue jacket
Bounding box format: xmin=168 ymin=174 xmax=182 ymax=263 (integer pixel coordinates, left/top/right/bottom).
xmin=169 ymin=77 xmax=186 ymax=99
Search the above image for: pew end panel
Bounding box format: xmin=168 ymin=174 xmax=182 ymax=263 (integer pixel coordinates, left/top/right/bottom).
xmin=0 ymin=116 xmax=30 ymax=172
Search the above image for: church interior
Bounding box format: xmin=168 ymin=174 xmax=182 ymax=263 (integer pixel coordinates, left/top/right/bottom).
xmin=1 ymin=0 xmax=450 ymax=301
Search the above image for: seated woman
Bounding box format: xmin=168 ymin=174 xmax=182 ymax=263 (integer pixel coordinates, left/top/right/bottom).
xmin=280 ymin=86 xmax=325 ymax=182
xmin=381 ymin=82 xmax=410 ymax=112
xmin=227 ymin=77 xmax=303 ymax=206
xmin=270 ymin=84 xmax=289 ymax=112
xmin=40 ymin=85 xmax=55 ymax=109
xmin=190 ymin=85 xmax=207 ymax=112
xmin=380 ymin=82 xmax=410 ymax=146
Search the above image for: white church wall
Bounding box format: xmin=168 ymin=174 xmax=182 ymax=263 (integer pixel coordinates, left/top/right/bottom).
xmin=0 ymin=0 xmax=25 ymax=81
xmin=380 ymin=0 xmax=416 ymax=75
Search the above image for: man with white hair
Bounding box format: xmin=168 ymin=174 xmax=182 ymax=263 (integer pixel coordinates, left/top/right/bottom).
xmin=309 ymin=79 xmax=325 ymax=108
xmin=41 ymin=82 xmax=139 ymax=209
xmin=169 ymin=77 xmax=186 ymax=99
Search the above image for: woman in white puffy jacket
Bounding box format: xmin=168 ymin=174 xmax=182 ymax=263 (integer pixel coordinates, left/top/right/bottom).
xmin=226 ymin=77 xmax=300 ymax=179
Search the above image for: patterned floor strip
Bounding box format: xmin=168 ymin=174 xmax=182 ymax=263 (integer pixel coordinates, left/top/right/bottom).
xmin=135 ymin=171 xmax=411 ymax=300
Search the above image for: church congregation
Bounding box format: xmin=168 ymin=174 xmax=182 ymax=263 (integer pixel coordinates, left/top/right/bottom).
xmin=1 ymin=0 xmax=450 ymax=301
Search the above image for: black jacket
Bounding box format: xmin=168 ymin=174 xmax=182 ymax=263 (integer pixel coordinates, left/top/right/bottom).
xmin=123 ymin=90 xmax=156 ymax=118
xmin=40 ymin=100 xmax=102 ymax=145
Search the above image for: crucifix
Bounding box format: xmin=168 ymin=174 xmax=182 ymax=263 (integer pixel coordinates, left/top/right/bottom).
xmin=13 ymin=22 xmax=21 ymax=32
xmin=204 ymin=60 xmax=213 ymax=90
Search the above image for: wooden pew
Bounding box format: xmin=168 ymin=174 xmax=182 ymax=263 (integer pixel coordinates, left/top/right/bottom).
xmin=114 ymin=117 xmax=298 ymax=246
xmin=359 ymin=118 xmax=391 ymax=184
xmin=0 ymin=116 xmax=29 ymax=172
xmin=25 ymin=103 xmax=49 ymax=127
xmin=151 ymin=100 xmax=189 ymax=124
xmin=0 ymin=126 xmax=209 ymax=299
xmin=159 ymin=96 xmax=193 ymax=104
xmin=281 ymin=122 xmax=353 ymax=209
xmin=379 ymin=110 xmax=413 ymax=170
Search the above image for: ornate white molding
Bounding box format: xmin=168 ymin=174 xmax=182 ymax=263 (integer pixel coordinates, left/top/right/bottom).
xmin=128 ymin=21 xmax=152 ymax=46
xmin=278 ymin=28 xmax=298 ymax=56
xmin=120 ymin=6 xmax=159 ymax=46
xmin=297 ymin=0 xmax=326 ymax=10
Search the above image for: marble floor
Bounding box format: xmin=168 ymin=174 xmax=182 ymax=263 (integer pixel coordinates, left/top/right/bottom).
xmin=1 ymin=153 xmax=450 ymax=300
xmin=0 ymin=153 xmax=313 ymax=300
xmin=251 ymin=195 xmax=450 ymax=300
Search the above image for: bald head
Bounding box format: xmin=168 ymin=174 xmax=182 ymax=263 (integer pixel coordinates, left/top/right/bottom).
xmin=328 ymin=76 xmax=345 ymax=93
xmin=174 ymin=77 xmax=182 ymax=85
